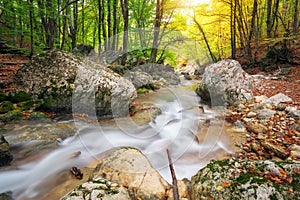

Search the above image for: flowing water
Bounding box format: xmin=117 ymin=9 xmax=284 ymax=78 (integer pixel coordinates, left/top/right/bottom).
xmin=0 ymin=83 xmax=241 ymax=199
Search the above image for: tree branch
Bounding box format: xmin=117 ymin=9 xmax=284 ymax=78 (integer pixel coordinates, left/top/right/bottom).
xmin=166 ymin=149 xmax=179 ymax=200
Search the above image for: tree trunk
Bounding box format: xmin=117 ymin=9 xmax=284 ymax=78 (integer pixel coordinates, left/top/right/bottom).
xmin=82 ymin=0 xmax=85 ymax=43
xmin=107 ymin=0 xmax=111 ymax=50
xmin=230 ymin=0 xmax=237 ymax=59
xmin=293 ymin=0 xmax=299 ymax=34
xmin=112 ymin=0 xmax=117 ymax=51
xmin=28 ymin=0 xmax=34 ymax=56
xmin=194 ymin=17 xmax=217 ymax=63
xmin=97 ymin=0 xmax=102 ymax=53
xmin=120 ymin=0 xmax=128 ymax=65
xmin=246 ymin=0 xmax=258 ymax=63
xmin=266 ymin=0 xmax=272 ymax=38
xmin=150 ymin=0 xmax=166 ymax=63
xmin=101 ymin=0 xmax=107 ymax=51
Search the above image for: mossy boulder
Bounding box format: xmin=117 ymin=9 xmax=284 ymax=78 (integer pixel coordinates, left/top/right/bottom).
xmin=29 ymin=111 xmax=47 ymax=119
xmin=0 ymin=110 xmax=25 ymax=122
xmin=7 ymin=90 xmax=31 ymax=103
xmin=14 ymin=50 xmax=137 ymax=118
xmin=17 ymin=100 xmax=43 ymax=111
xmin=0 ymin=101 xmax=14 ymax=114
xmin=191 ymin=159 xmax=300 ymax=200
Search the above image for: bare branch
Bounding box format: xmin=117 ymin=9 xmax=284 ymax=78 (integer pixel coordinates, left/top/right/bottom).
xmin=166 ymin=149 xmax=179 ymax=200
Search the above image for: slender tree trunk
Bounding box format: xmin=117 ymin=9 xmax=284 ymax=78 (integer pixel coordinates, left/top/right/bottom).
xmin=194 ymin=17 xmax=217 ymax=62
xmin=266 ymin=0 xmax=272 ymax=38
xmin=101 ymin=0 xmax=107 ymax=51
xmin=97 ymin=0 xmax=102 ymax=53
xmin=82 ymin=0 xmax=85 ymax=43
xmin=120 ymin=0 xmax=128 ymax=65
xmin=150 ymin=0 xmax=166 ymax=63
xmin=112 ymin=0 xmax=117 ymax=51
xmin=28 ymin=0 xmax=34 ymax=56
xmin=246 ymin=0 xmax=258 ymax=63
xmin=293 ymin=0 xmax=299 ymax=34
xmin=230 ymin=0 xmax=237 ymax=59
xmin=107 ymin=0 xmax=111 ymax=50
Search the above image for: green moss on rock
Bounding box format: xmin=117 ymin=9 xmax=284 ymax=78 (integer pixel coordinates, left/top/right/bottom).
xmin=8 ymin=91 xmax=32 ymax=103
xmin=0 ymin=101 xmax=14 ymax=114
xmin=0 ymin=110 xmax=25 ymax=122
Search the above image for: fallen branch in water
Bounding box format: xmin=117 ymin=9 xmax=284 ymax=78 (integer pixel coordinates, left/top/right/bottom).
xmin=166 ymin=149 xmax=179 ymax=200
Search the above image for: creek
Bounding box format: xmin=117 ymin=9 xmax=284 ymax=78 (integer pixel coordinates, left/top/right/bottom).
xmin=0 ymin=82 xmax=240 ymax=200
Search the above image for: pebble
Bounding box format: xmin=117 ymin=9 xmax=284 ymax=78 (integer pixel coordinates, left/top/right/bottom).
xmin=247 ymin=111 xmax=257 ymax=118
xmin=257 ymin=109 xmax=276 ymax=119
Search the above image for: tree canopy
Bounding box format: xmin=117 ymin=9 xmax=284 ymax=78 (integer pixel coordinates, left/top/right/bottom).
xmin=0 ymin=0 xmax=299 ymax=66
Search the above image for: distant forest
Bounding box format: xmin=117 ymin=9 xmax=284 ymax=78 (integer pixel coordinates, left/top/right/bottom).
xmin=0 ymin=0 xmax=299 ymax=65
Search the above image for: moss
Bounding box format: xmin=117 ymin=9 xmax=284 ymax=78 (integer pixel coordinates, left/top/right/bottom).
xmin=0 ymin=101 xmax=14 ymax=114
xmin=236 ymin=172 xmax=268 ymax=185
xmin=8 ymin=91 xmax=32 ymax=103
xmin=29 ymin=111 xmax=47 ymax=119
xmin=270 ymin=194 xmax=279 ymax=200
xmin=0 ymin=110 xmax=25 ymax=122
xmin=18 ymin=100 xmax=43 ymax=111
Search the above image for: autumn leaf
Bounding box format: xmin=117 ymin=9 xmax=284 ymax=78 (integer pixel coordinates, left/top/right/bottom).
xmin=221 ymin=182 xmax=231 ymax=187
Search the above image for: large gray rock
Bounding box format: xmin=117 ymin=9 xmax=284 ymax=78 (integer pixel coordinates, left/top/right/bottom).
xmin=136 ymin=63 xmax=180 ymax=85
xmin=196 ymin=59 xmax=253 ymax=106
xmin=93 ymin=148 xmax=171 ymax=200
xmin=262 ymin=93 xmax=292 ymax=106
xmin=123 ymin=70 xmax=154 ymax=88
xmin=14 ymin=50 xmax=137 ymax=118
xmin=191 ymin=159 xmax=300 ymax=200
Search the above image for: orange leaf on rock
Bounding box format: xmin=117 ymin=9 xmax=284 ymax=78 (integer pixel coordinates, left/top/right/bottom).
xmin=221 ymin=182 xmax=231 ymax=187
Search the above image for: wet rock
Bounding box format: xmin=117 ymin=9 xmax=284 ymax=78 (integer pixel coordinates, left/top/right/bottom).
xmin=123 ymin=70 xmax=154 ymax=88
xmin=14 ymin=50 xmax=137 ymax=118
xmin=92 ymin=148 xmax=172 ymax=200
xmin=257 ymin=109 xmax=276 ymax=119
xmin=196 ymin=59 xmax=253 ymax=106
xmin=61 ymin=178 xmax=130 ymax=200
xmin=244 ymin=122 xmax=268 ymax=134
xmin=0 ymin=135 xmax=13 ymax=167
xmin=130 ymin=103 xmax=161 ymax=125
xmin=191 ymin=159 xmax=300 ymax=200
xmin=262 ymin=93 xmax=292 ymax=106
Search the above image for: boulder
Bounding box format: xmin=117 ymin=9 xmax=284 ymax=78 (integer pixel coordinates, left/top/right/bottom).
xmin=123 ymin=70 xmax=154 ymax=88
xmin=196 ymin=59 xmax=253 ymax=106
xmin=262 ymin=93 xmax=292 ymax=106
xmin=0 ymin=135 xmax=13 ymax=167
xmin=93 ymin=148 xmax=171 ymax=199
xmin=14 ymin=50 xmax=137 ymax=118
xmin=136 ymin=63 xmax=180 ymax=85
xmin=191 ymin=159 xmax=300 ymax=200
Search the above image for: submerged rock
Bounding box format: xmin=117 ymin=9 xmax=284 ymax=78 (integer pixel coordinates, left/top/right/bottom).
xmin=14 ymin=50 xmax=137 ymax=118
xmin=191 ymin=159 xmax=300 ymax=200
xmin=196 ymin=59 xmax=253 ymax=106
